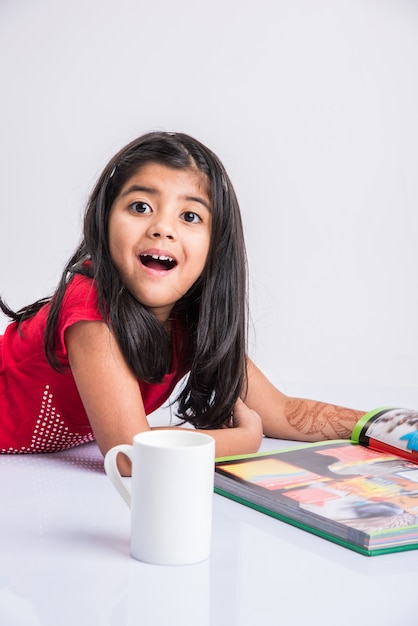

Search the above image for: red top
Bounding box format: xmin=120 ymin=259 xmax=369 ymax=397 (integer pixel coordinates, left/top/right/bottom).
xmin=0 ymin=274 xmax=189 ymax=453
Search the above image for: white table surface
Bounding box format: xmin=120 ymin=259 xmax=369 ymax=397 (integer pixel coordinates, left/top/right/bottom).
xmin=1 ymin=430 xmax=417 ymax=626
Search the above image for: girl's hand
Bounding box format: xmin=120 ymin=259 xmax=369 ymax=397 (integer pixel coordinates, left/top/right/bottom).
xmin=196 ymin=398 xmax=263 ymax=458
xmin=232 ymin=397 xmax=262 ymax=433
xmin=230 ymin=398 xmax=263 ymax=450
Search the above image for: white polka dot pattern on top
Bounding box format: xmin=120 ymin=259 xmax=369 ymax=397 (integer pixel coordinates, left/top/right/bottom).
xmin=1 ymin=384 xmax=94 ymax=454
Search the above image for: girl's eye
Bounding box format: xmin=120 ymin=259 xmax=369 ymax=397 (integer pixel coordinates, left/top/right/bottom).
xmin=130 ymin=201 xmax=152 ymax=214
xmin=182 ymin=211 xmax=201 ymax=223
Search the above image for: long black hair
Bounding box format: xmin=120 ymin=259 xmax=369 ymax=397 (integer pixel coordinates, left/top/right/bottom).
xmin=0 ymin=131 xmax=248 ymax=429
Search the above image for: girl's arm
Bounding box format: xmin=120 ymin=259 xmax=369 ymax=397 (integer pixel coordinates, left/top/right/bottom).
xmin=66 ymin=321 xmax=263 ymax=474
xmin=156 ymin=397 xmax=263 ymax=458
xmin=66 ymin=321 xmax=150 ymax=475
xmin=245 ymin=359 xmax=364 ymax=442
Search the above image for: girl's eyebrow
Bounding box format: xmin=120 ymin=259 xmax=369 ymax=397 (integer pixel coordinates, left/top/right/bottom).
xmin=186 ymin=195 xmax=212 ymax=212
xmin=119 ymin=184 xmax=154 ymax=198
xmin=120 ymin=185 xmax=212 ymax=211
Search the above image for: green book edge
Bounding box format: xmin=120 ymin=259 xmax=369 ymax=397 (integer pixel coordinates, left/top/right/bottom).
xmin=215 ymin=439 xmax=350 ymax=463
xmin=350 ymin=407 xmax=396 ymax=443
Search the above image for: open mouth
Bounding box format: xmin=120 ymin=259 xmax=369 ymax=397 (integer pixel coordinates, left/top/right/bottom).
xmin=139 ymin=253 xmax=177 ymax=271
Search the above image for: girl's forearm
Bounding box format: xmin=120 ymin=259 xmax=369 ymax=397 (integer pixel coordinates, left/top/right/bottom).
xmin=194 ymin=423 xmax=263 ymax=458
xmin=264 ymin=397 xmax=364 ymax=442
xmin=152 ymin=423 xmax=262 ymax=458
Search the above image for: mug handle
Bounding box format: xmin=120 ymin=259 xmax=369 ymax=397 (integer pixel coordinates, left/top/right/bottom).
xmin=104 ymin=444 xmax=133 ymax=507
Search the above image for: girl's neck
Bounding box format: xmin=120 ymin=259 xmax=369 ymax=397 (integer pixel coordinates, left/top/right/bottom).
xmin=163 ymin=317 xmax=172 ymax=336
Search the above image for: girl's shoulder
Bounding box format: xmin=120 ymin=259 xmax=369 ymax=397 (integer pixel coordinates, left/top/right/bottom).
xmin=59 ymin=272 xmax=103 ymax=326
xmin=50 ymin=272 xmax=104 ymax=361
xmin=63 ymin=271 xmax=97 ymax=302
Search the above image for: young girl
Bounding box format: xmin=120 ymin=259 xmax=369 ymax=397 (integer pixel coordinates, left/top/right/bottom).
xmin=0 ymin=131 xmax=363 ymax=473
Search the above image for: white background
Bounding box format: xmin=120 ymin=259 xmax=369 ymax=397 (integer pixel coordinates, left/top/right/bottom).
xmin=1 ymin=0 xmax=417 ymax=409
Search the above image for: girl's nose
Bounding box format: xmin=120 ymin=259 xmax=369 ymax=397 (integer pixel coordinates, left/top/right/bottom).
xmin=148 ymin=214 xmax=177 ymax=240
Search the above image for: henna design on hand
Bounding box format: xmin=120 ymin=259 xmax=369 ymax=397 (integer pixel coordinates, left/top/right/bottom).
xmin=285 ymin=398 xmax=361 ymax=440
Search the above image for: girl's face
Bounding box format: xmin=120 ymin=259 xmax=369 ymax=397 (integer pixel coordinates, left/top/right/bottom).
xmin=108 ymin=163 xmax=212 ymax=323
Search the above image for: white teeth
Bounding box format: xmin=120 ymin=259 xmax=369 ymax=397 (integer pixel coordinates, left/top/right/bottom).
xmin=146 ymin=254 xmax=174 ymax=262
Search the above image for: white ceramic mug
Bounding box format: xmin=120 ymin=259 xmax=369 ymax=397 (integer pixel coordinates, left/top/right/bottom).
xmin=104 ymin=430 xmax=215 ymax=565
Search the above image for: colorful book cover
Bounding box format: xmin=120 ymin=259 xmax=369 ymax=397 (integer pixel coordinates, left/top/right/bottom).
xmin=215 ymin=440 xmax=418 ymax=556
